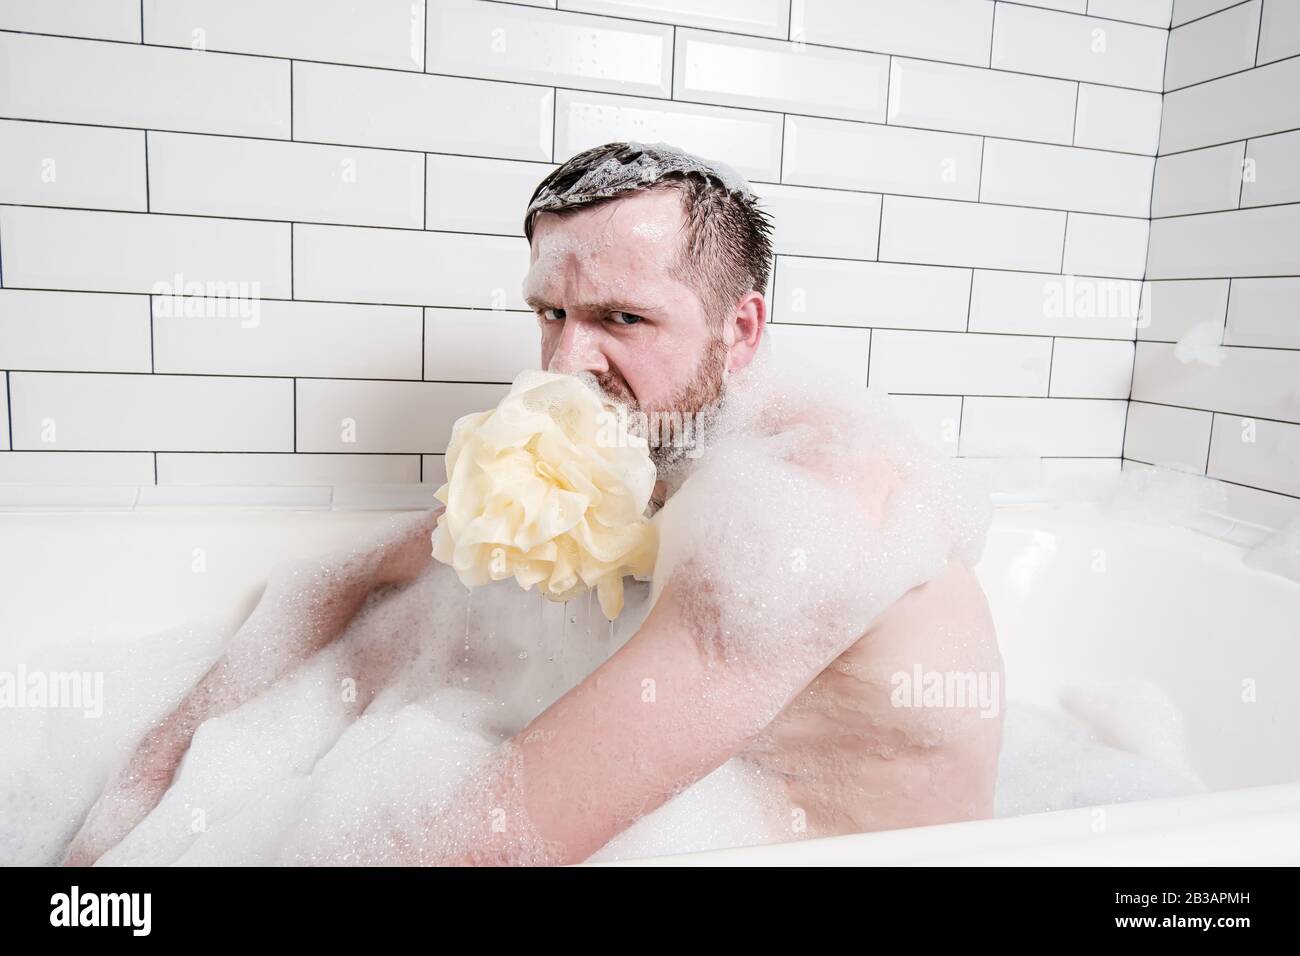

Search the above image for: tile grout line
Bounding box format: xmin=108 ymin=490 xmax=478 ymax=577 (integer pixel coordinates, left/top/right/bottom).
xmin=0 ymin=111 xmax=1177 ymax=162
xmin=0 ymin=23 xmax=1193 ymax=99
xmin=1253 ymin=0 xmax=1265 ymax=66
xmin=1122 ymin=20 xmax=1173 ymax=469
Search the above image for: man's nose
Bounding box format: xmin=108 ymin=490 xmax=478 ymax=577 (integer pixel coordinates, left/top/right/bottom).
xmin=546 ymin=316 xmax=608 ymax=375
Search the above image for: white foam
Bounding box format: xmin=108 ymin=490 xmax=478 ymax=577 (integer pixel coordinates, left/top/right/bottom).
xmin=1243 ymin=518 xmax=1300 ymax=584
xmin=1173 ymin=319 xmax=1228 ymax=367
xmin=995 ymin=697 xmax=1205 ymax=817
xmin=0 ymin=358 xmax=1207 ymax=866
xmin=525 ymin=142 xmax=757 ymax=227
xmin=649 ymin=350 xmax=991 ymax=679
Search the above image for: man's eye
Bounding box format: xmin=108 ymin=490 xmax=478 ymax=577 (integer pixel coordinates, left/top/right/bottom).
xmin=610 ymin=311 xmax=643 ymax=326
xmin=541 ymin=307 xmax=566 ymax=321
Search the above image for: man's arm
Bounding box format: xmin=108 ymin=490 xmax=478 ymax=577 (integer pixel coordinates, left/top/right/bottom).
xmin=436 ymin=455 xmax=913 ymax=866
xmin=63 ymin=508 xmax=443 ymax=866
xmin=437 ymin=564 xmax=841 ymax=866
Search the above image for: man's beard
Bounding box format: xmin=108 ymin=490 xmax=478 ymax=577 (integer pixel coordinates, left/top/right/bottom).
xmin=591 ymin=331 xmax=729 ymax=474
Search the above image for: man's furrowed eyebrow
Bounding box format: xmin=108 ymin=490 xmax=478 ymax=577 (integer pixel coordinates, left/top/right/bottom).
xmin=525 ymin=296 xmax=663 ymax=314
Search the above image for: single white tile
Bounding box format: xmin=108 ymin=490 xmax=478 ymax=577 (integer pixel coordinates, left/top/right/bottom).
xmin=430 ymin=0 xmax=672 ymax=99
xmin=0 ymin=485 xmax=139 ymax=510
xmin=144 ymin=0 xmax=424 ymax=70
xmin=0 ymin=206 xmax=292 ymax=297
xmin=959 ymin=396 xmax=1127 ymax=456
xmin=1137 ymin=279 xmax=1230 ymax=341
xmin=869 ymin=329 xmax=1052 ymax=396
xmin=1201 ymin=413 xmax=1300 ymax=502
xmin=1147 ymin=204 xmax=1300 ymax=279
xmin=0 ymin=120 xmax=146 ymax=211
xmin=293 ymin=225 xmax=528 ymax=308
xmin=422 ymin=454 xmax=447 ymax=484
xmin=675 ymin=27 xmax=887 ymax=122
xmin=153 ymin=300 xmax=423 ymax=379
xmin=1123 ymin=401 xmax=1212 ymax=470
xmin=555 ymin=89 xmax=784 ymax=182
xmin=294 ymin=61 xmax=553 ymax=162
xmin=877 ymin=393 xmax=963 ymax=455
xmin=1242 ymin=129 xmax=1300 ymax=208
xmin=887 ymin=58 xmax=1076 ymax=144
xmin=427 ymin=155 xmax=556 ymax=236
xmin=1209 ymin=414 xmax=1300 ymax=498
xmin=750 ymin=182 xmax=880 ymax=259
xmin=1017 ymin=0 xmax=1087 ymax=12
xmin=765 ymin=323 xmax=871 ymax=389
xmin=879 ymin=196 xmax=1066 ymax=272
xmin=0 ymin=0 xmax=140 ymax=40
xmin=561 ymin=0 xmax=789 ymax=39
xmin=0 ymin=451 xmax=154 ymax=484
xmin=790 ymin=0 xmax=994 ymax=66
xmin=970 ymin=270 xmax=1142 ymax=338
xmin=156 ymin=453 xmax=420 ymax=485
xmin=1086 ymin=0 xmax=1172 ymax=27
xmin=783 ymin=115 xmax=981 ymax=200
xmin=1049 ymin=337 xmax=1134 ymax=398
xmin=1131 ymin=341 xmax=1300 ymax=423
xmin=0 ymin=290 xmax=151 ymax=372
xmin=1171 ymin=0 xmax=1243 ymax=26
xmin=772 ymin=258 xmax=971 ymax=331
xmin=0 ymin=374 xmax=7 ymax=449
xmin=1164 ymin=0 xmax=1260 ymax=91
xmin=992 ymin=4 xmax=1167 ymax=92
xmin=1160 ymin=56 xmax=1300 ymax=154
xmin=1258 ymin=0 xmax=1300 ymax=65
xmin=8 ymin=372 xmax=293 ymax=451
xmin=296 ymin=379 xmax=508 ymax=452
xmin=148 ymin=133 xmax=424 ymax=228
xmin=1213 ymin=478 xmax=1300 ymax=533
xmin=134 ymin=484 xmax=334 ymax=509
xmin=1151 ymin=142 xmax=1245 ymax=218
xmin=329 ymin=484 xmax=442 ymax=510
xmin=1224 ymin=277 xmax=1300 ymax=348
xmin=0 ymin=32 xmax=290 ymax=138
xmin=1063 ymin=213 xmax=1149 ymax=279
xmin=981 ymin=139 xmax=1154 ymax=216
xmin=1073 ymin=84 xmax=1162 ymax=154
xmin=424 ymin=308 xmax=542 ymax=382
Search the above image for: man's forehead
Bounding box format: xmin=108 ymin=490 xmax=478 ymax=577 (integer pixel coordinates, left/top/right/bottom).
xmin=531 ymin=191 xmax=683 ymax=252
xmin=524 ymin=194 xmax=686 ymax=305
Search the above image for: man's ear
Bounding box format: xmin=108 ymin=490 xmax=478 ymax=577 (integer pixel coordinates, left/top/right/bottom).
xmin=725 ymin=292 xmax=767 ymax=375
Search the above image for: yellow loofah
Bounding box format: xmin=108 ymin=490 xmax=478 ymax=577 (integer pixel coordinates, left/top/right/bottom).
xmin=430 ymin=370 xmax=658 ymax=620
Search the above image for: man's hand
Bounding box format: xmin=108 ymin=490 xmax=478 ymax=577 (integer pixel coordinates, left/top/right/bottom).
xmin=62 ymin=508 xmax=443 ymax=866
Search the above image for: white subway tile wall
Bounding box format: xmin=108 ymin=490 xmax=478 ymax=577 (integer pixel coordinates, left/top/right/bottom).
xmin=1130 ymin=2 xmax=1300 ymax=525
xmin=0 ymin=0 xmax=1290 ymax=526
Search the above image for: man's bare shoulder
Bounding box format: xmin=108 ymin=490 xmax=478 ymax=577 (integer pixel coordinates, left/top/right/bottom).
xmin=762 ymin=398 xmax=906 ymax=525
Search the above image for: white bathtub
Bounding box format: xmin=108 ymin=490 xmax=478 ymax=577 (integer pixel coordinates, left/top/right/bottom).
xmin=2 ymin=496 xmax=1298 ymax=865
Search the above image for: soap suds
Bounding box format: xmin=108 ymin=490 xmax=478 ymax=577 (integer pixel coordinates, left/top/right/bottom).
xmin=0 ymin=356 xmax=1206 ymax=865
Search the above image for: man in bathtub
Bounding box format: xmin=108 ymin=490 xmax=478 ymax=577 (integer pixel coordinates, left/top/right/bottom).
xmin=65 ymin=142 xmax=1004 ymax=866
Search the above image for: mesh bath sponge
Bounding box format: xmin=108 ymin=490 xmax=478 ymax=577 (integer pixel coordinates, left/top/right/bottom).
xmin=430 ymin=370 xmax=659 ymax=621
